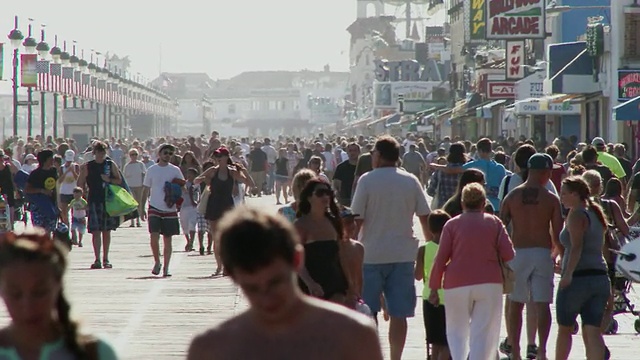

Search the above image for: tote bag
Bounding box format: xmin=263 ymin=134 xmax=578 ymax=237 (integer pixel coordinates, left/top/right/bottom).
xmin=197 ymin=186 xmax=210 ymax=214
xmin=105 ymin=184 xmax=139 ymax=217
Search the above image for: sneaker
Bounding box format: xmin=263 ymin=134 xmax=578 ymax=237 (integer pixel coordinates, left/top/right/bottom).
xmin=499 ymin=338 xmax=512 ymax=356
xmin=90 ymin=260 xmax=102 ymax=269
xmin=152 ymin=263 xmax=162 ymax=275
xmin=526 ymin=344 xmax=537 ymax=359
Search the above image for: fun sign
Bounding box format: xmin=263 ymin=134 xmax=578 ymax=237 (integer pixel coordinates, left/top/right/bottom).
xmin=486 ymin=0 xmax=546 ymax=39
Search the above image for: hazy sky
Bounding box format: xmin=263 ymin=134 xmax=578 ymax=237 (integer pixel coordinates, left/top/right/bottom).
xmin=1 ymin=0 xmax=444 ymax=89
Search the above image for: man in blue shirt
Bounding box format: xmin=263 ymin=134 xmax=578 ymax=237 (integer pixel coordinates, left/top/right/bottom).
xmin=462 ymin=138 xmax=507 ymax=212
xmin=429 ymin=138 xmax=507 ymax=213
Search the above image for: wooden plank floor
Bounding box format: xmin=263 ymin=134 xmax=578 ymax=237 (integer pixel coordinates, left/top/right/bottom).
xmin=1 ymin=195 xmax=639 ymax=359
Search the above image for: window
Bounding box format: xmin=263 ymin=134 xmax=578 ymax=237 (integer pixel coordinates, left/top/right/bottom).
xmin=625 ymin=14 xmax=640 ymax=59
xmin=228 ymin=104 xmax=236 ymax=114
xmin=251 ymin=101 xmax=260 ymax=110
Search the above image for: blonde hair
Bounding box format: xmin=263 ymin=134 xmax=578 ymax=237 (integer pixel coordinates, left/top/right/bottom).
xmin=461 ymin=182 xmax=486 ymax=210
xmin=292 ymin=169 xmax=316 ymax=201
xmin=582 ymin=169 xmax=602 ymax=195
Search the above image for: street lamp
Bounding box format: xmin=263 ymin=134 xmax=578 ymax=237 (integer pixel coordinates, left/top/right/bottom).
xmin=36 ymin=25 xmax=50 ymax=139
xmin=49 ymin=36 xmax=61 ymax=138
xmin=23 ymin=20 xmax=37 ymax=137
xmin=7 ymin=16 xmax=24 ymax=137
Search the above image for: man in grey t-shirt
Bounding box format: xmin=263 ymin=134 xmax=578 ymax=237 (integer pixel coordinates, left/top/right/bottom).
xmin=352 ymin=136 xmax=431 ymax=360
xmin=401 ymin=144 xmax=426 ymax=180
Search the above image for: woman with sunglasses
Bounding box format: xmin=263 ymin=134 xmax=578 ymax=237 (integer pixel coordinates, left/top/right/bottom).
xmin=294 ymin=179 xmax=349 ymax=305
xmin=0 ymin=229 xmax=118 ymax=359
xmin=194 ymin=147 xmax=247 ymax=275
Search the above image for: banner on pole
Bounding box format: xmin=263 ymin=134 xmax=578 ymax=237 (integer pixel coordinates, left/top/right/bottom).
xmin=0 ymin=43 xmax=4 ymax=80
xmin=20 ymin=54 xmax=38 ymax=87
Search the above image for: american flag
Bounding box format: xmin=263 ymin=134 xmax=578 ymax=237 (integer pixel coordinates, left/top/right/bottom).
xmin=50 ymin=64 xmax=62 ymax=93
xmin=90 ymin=76 xmax=97 ymax=102
xmin=97 ymin=79 xmax=106 ymax=104
xmin=74 ymin=71 xmax=82 ymax=96
xmin=81 ymin=74 xmax=91 ymax=99
xmin=36 ymin=60 xmax=50 ymax=92
xmin=62 ymin=67 xmax=74 ymax=95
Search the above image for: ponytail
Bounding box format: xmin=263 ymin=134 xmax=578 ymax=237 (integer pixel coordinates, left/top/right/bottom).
xmin=57 ymin=290 xmax=86 ymax=359
xmin=587 ymin=198 xmax=608 ymax=228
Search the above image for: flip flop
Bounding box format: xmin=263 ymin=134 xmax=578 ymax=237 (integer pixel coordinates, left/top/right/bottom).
xmin=152 ymin=263 xmax=161 ymax=275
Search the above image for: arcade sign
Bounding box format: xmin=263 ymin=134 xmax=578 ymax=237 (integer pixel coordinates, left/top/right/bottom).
xmin=487 ymin=81 xmax=515 ymax=99
xmin=486 ymin=0 xmax=546 ymax=40
xmin=618 ymin=69 xmax=640 ymax=101
xmin=374 ymin=59 xmax=450 ymax=82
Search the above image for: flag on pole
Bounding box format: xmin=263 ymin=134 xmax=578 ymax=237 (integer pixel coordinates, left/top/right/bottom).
xmin=20 ymin=54 xmax=38 ymax=87
xmin=50 ymin=63 xmax=62 ymax=93
xmin=82 ymin=74 xmax=91 ymax=99
xmin=90 ymin=76 xmax=97 ymax=102
xmin=0 ymin=43 xmax=4 ymax=81
xmin=62 ymin=67 xmax=74 ymax=95
xmin=74 ymin=71 xmax=82 ymax=96
xmin=36 ymin=60 xmax=50 ymax=92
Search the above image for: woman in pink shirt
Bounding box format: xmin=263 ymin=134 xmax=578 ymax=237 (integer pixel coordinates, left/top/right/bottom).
xmin=429 ymin=183 xmax=515 ymax=360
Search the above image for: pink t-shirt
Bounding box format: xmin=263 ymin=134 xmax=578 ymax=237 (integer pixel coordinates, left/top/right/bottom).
xmin=429 ymin=212 xmax=515 ymax=290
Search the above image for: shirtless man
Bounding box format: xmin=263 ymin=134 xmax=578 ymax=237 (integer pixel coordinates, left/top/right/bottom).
xmin=187 ymin=207 xmax=382 ymax=360
xmin=500 ymin=153 xmax=563 ymax=360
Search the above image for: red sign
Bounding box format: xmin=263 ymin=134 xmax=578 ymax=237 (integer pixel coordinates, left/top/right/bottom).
xmin=487 ymin=81 xmax=515 ymax=99
xmin=506 ymin=41 xmax=525 ymax=80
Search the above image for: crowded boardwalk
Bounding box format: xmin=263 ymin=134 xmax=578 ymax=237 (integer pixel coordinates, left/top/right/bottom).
xmin=2 ymin=195 xmax=638 ymax=359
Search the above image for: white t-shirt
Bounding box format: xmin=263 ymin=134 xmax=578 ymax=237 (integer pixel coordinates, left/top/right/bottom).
xmin=143 ymin=163 xmax=184 ymax=212
xmin=262 ymin=145 xmax=278 ymax=164
xmin=123 ymin=161 xmax=146 ymax=187
xmin=498 ymin=172 xmax=558 ymax=202
xmin=351 ymin=167 xmax=431 ymax=264
xmin=322 ymin=151 xmax=336 ymax=171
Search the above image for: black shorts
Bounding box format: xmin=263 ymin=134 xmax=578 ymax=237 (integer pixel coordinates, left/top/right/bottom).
xmin=60 ymin=194 xmax=74 ymax=205
xmin=148 ymin=206 xmax=180 ymax=236
xmin=423 ymin=300 xmax=447 ymax=346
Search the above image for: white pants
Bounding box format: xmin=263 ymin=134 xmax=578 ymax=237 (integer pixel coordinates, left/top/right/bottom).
xmin=444 ymin=283 xmax=503 ymax=360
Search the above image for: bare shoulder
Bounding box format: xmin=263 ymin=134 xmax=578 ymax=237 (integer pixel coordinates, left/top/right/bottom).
xmin=308 ymin=297 xmax=375 ymax=330
xmin=187 ymin=314 xmax=247 ymax=359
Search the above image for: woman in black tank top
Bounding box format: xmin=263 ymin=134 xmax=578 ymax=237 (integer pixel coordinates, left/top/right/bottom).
xmin=294 ymin=179 xmax=349 ymax=304
xmin=194 ymin=147 xmax=248 ymax=275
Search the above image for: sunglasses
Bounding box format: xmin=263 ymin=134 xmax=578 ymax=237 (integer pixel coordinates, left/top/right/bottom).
xmin=313 ymin=188 xmax=333 ymax=197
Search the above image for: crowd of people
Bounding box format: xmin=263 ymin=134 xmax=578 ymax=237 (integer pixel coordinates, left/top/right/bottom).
xmin=0 ymin=130 xmax=638 ymax=359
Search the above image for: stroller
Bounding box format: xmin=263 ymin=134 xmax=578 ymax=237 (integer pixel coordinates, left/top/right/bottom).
xmin=610 ymin=227 xmax=640 ymax=334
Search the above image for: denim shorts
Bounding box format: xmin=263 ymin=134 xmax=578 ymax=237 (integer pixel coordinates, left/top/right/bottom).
xmin=555 ymin=274 xmax=611 ymax=327
xmin=362 ymin=262 xmax=416 ymax=318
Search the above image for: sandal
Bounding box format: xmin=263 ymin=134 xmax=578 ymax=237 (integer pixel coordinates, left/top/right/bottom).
xmin=91 ymin=260 xmax=102 ymax=269
xmin=152 ymin=263 xmax=162 ymax=275
xmin=103 ymin=261 xmax=113 ymax=269
xmin=163 ymin=271 xmax=172 ymax=277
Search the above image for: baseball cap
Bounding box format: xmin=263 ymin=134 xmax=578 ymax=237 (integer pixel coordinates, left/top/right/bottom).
xmin=64 ymin=150 xmax=75 ymax=162
xmin=591 ymin=137 xmax=606 ymax=148
xmin=527 ymin=153 xmax=554 ymax=170
xmin=24 ymin=154 xmax=36 ymax=163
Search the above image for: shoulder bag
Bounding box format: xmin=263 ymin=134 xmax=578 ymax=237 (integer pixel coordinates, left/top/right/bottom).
xmin=495 ymin=220 xmax=515 ymax=294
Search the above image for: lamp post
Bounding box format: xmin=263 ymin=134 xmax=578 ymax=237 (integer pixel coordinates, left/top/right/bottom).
xmin=69 ymin=41 xmax=79 ymax=108
xmin=78 ymin=50 xmax=88 ymax=109
xmin=7 ymin=16 xmax=24 ymax=137
xmin=36 ymin=24 xmax=49 ymax=139
xmin=22 ymin=20 xmax=37 ymax=137
xmin=60 ymin=41 xmax=70 ymax=110
xmin=49 ymin=36 xmax=61 ymax=138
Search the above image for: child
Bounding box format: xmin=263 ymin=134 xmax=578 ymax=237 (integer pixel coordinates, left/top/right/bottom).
xmin=415 ymin=210 xmax=451 ymax=360
xmin=196 ymin=161 xmax=214 ymax=256
xmin=180 ymin=168 xmax=199 ymax=252
xmin=68 ymin=187 xmax=88 ymax=247
xmin=338 ymin=207 xmax=371 ymax=316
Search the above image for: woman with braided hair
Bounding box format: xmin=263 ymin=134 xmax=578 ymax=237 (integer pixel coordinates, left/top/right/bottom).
xmin=0 ymin=228 xmax=118 ymax=359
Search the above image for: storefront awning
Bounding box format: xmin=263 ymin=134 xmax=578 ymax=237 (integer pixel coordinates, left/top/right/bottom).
xmin=477 ymin=99 xmax=508 ymax=119
xmin=513 ymin=94 xmax=584 ymax=115
xmin=613 ymin=96 xmax=640 ymax=121
xmin=367 ymin=113 xmax=400 ymax=127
